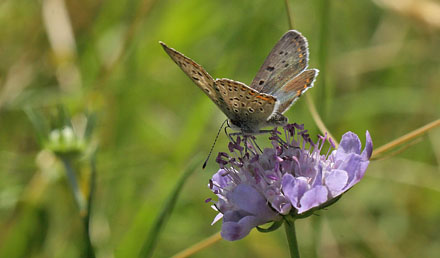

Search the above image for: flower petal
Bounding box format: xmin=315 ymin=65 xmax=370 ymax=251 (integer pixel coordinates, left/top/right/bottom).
xmin=361 ymin=130 xmax=373 ymax=160
xmin=211 ymin=212 xmax=224 ymax=225
xmin=336 ymin=132 xmax=362 ymax=161
xmin=282 ymin=174 xmax=309 ymax=210
xmin=228 ymin=184 xmax=276 ymax=219
xmin=298 ymin=185 xmax=328 ymax=213
xmin=221 ymin=214 xmax=260 ymax=241
xmin=325 ymin=169 xmax=348 ymax=196
xmin=211 ymin=169 xmax=231 ymax=189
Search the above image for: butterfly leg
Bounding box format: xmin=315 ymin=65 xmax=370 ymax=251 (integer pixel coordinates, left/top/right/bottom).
xmin=249 ymin=136 xmax=262 ymax=153
xmin=224 ymin=125 xmax=238 ymax=144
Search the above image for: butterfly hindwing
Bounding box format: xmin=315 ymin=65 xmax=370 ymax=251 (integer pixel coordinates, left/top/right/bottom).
xmin=250 ymin=30 xmax=309 ymax=95
xmin=273 ymin=69 xmax=318 ymax=114
xmin=215 ymin=78 xmax=277 ymax=131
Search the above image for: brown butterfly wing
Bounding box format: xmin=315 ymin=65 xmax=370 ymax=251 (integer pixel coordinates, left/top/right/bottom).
xmin=215 ymin=78 xmax=277 ymax=132
xmin=250 ymin=30 xmax=309 ymax=95
xmin=160 ymin=41 xmax=220 ymax=103
xmin=273 ymin=69 xmax=318 ymax=114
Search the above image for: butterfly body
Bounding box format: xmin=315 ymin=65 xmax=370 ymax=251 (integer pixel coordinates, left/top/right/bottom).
xmin=160 ymin=30 xmax=318 ymax=134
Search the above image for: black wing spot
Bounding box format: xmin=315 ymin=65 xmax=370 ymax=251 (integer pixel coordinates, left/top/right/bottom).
xmin=259 ymin=80 xmax=265 ymax=85
xmin=245 ymin=96 xmax=251 ymax=100
xmin=241 ymin=103 xmax=245 ymax=107
xmin=266 ymin=66 xmax=275 ymax=72
xmin=197 ymin=71 xmax=202 ymax=76
xmin=192 ymin=70 xmax=196 ymax=74
xmin=233 ymin=108 xmax=239 ymax=113
xmin=259 ymin=107 xmax=264 ymax=111
xmin=226 ymin=107 xmax=231 ymax=111
xmin=284 ymin=52 xmax=288 ymax=56
xmin=233 ymin=103 xmax=239 ymax=107
xmin=204 ymin=88 xmax=210 ymax=93
xmin=192 ymin=77 xmax=200 ymax=81
xmin=284 ymin=63 xmax=289 ymax=68
xmin=248 ymin=107 xmax=254 ymax=113
xmin=279 ymin=51 xmax=284 ymax=55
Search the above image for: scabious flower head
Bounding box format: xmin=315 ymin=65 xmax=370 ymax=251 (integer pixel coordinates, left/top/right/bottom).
xmin=208 ymin=123 xmax=373 ymax=241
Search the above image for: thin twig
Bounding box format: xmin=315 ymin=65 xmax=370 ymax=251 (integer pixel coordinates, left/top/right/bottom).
xmin=305 ymin=95 xmax=338 ymax=147
xmin=372 ymin=119 xmax=440 ymax=159
xmin=373 ymin=137 xmax=423 ymax=161
xmin=171 ymin=232 xmax=222 ymax=258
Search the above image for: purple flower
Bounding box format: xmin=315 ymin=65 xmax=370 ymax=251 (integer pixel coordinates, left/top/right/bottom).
xmin=208 ymin=124 xmax=373 ymax=241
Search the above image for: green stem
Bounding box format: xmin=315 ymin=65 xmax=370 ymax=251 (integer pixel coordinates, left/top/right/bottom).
xmin=61 ymin=157 xmax=96 ymax=258
xmin=83 ymin=152 xmax=97 ymax=258
xmin=284 ymin=0 xmax=294 ymax=29
xmin=317 ymin=0 xmax=331 ymax=117
xmin=61 ymin=158 xmax=86 ymax=213
xmin=284 ymin=217 xmax=301 ymax=258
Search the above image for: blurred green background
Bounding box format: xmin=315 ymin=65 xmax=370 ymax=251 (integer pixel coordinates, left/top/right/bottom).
xmin=0 ymin=0 xmax=439 ymax=257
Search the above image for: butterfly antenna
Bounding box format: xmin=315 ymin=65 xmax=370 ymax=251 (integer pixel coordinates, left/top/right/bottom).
xmin=203 ymin=119 xmax=229 ymax=169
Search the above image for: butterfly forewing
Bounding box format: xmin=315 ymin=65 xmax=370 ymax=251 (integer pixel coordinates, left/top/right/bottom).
xmin=159 ymin=42 xmax=219 ymax=102
xmin=250 ymin=30 xmax=309 ymax=95
xmin=215 ymin=78 xmax=276 ymax=131
xmin=273 ymin=69 xmax=318 ymax=114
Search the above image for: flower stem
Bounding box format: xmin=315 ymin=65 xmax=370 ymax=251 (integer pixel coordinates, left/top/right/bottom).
xmin=61 ymin=158 xmax=86 ymax=213
xmin=284 ymin=217 xmax=301 ymax=258
xmin=61 ymin=157 xmax=96 ymax=258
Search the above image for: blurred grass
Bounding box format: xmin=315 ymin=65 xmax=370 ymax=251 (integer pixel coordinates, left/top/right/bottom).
xmin=0 ymin=0 xmax=439 ymax=257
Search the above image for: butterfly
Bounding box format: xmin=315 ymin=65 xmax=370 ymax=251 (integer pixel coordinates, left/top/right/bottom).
xmin=160 ymin=30 xmax=318 ymax=134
